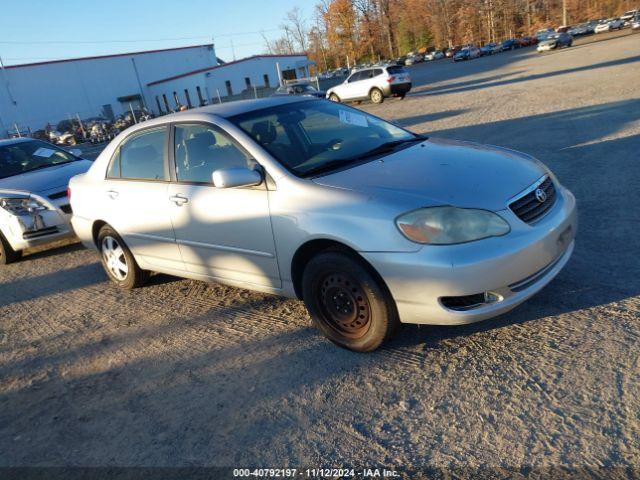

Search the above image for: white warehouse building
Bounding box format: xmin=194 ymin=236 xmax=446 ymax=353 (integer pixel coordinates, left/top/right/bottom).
xmin=0 ymin=44 xmax=310 ymax=137
xmin=148 ymin=54 xmax=313 ymax=113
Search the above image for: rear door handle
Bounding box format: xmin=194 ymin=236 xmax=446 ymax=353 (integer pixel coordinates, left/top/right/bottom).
xmin=170 ymin=194 xmax=189 ymax=206
xmin=106 ymin=190 xmax=119 ymax=199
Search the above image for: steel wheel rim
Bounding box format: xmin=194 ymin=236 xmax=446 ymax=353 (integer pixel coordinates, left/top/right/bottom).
xmin=372 ymin=90 xmax=382 ymax=102
xmin=317 ymin=272 xmax=371 ymax=339
xmin=101 ymin=236 xmax=128 ymax=281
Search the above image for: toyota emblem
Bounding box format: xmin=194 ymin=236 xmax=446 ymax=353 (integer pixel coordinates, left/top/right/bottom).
xmin=535 ymin=188 xmax=547 ymax=203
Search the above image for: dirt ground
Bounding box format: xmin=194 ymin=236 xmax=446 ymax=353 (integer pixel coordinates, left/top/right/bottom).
xmin=1 ymin=31 xmax=639 ymax=477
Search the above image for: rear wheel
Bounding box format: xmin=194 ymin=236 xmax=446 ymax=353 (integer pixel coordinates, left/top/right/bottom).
xmin=0 ymin=232 xmax=22 ymax=265
xmin=329 ymin=93 xmax=340 ymax=102
xmin=370 ymin=88 xmax=384 ymax=104
xmin=302 ymin=251 xmax=399 ymax=352
xmin=97 ymin=225 xmax=149 ymax=289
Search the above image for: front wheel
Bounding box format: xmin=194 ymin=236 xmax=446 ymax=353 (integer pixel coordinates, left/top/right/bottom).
xmin=0 ymin=232 xmax=22 ymax=265
xmin=328 ymin=93 xmax=340 ymax=102
xmin=370 ymin=88 xmax=384 ymax=104
xmin=302 ymin=251 xmax=399 ymax=352
xmin=97 ymin=225 xmax=149 ymax=289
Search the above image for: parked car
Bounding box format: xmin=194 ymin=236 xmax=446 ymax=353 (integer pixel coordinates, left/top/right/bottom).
xmin=621 ymin=9 xmax=639 ymax=25
xmin=0 ymin=138 xmax=91 ymax=264
xmin=535 ymin=28 xmax=555 ymax=41
xmin=425 ymin=51 xmax=444 ymax=61
xmin=501 ymin=38 xmax=519 ymax=50
xmin=568 ymin=23 xmax=590 ymax=36
xmin=480 ymin=43 xmax=497 ymax=56
xmin=272 ymin=83 xmax=326 ymax=98
xmin=517 ymin=36 xmax=537 ymax=47
xmin=537 ymin=32 xmax=573 ymax=51
xmin=453 ymin=46 xmax=480 ymax=61
xmin=445 ymin=47 xmax=461 ymax=58
xmin=326 ymin=65 xmax=411 ymax=104
xmin=69 ymin=97 xmax=577 ymax=352
xmin=595 ymin=18 xmax=623 ymax=32
xmin=404 ymin=54 xmax=423 ymax=65
xmin=632 ymin=16 xmax=640 ymax=31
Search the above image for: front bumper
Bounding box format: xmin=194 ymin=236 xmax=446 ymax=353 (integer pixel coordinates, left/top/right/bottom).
xmin=0 ymin=194 xmax=75 ymax=251
xmin=362 ymin=185 xmax=577 ymax=325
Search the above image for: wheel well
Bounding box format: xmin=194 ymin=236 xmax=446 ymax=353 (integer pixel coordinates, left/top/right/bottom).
xmin=290 ymin=239 xmax=392 ymax=302
xmin=369 ymin=86 xmax=382 ymax=95
xmin=91 ymin=220 xmax=108 ymax=248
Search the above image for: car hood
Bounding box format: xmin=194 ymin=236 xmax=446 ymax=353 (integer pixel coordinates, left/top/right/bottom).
xmin=539 ymin=38 xmax=558 ymax=45
xmin=312 ymin=138 xmax=547 ymax=211
xmin=0 ymin=160 xmax=92 ymax=195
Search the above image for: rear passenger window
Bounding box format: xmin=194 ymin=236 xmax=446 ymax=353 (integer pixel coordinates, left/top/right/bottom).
xmin=109 ymin=128 xmax=167 ymax=181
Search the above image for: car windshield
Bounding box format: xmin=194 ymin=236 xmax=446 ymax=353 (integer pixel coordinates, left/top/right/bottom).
xmin=0 ymin=140 xmax=79 ymax=179
xmin=230 ymin=100 xmax=421 ymax=177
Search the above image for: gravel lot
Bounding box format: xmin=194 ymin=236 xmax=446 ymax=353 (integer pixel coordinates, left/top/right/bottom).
xmin=1 ymin=31 xmax=639 ymax=477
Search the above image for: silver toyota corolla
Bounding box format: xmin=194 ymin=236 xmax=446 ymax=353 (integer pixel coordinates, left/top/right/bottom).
xmin=0 ymin=138 xmax=91 ymax=264
xmin=69 ymin=97 xmax=577 ymax=352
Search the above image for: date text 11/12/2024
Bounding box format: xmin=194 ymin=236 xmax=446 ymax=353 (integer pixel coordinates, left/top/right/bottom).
xmin=232 ymin=468 xmax=400 ymax=477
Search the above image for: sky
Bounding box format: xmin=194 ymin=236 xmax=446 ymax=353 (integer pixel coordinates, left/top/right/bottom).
xmin=0 ymin=0 xmax=307 ymax=66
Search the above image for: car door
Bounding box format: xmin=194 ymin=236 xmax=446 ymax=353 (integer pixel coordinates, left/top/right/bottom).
xmin=341 ymin=71 xmax=365 ymax=100
xmin=102 ymin=125 xmax=184 ymax=271
xmin=167 ymin=122 xmax=281 ymax=289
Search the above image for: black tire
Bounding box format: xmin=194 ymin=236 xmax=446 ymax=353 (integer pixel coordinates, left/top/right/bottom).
xmin=329 ymin=93 xmax=340 ymax=102
xmin=302 ymin=251 xmax=399 ymax=352
xmin=370 ymin=88 xmax=384 ymax=104
xmin=97 ymin=225 xmax=149 ymax=289
xmin=0 ymin=232 xmax=22 ymax=265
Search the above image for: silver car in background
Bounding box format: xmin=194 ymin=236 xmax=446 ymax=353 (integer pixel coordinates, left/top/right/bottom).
xmin=69 ymin=97 xmax=577 ymax=352
xmin=326 ymin=65 xmax=411 ymax=104
xmin=0 ymin=138 xmax=91 ymax=264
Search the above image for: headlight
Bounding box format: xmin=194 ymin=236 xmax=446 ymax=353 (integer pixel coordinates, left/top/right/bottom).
xmin=0 ymin=197 xmax=49 ymax=215
xmin=396 ymin=206 xmax=510 ymax=245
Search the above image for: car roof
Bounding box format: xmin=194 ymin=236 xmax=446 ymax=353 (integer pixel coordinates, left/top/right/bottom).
xmin=154 ymin=96 xmax=319 ymax=125
xmin=0 ymin=137 xmax=36 ymax=147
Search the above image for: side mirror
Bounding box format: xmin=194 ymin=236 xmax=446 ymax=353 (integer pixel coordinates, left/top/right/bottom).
xmin=69 ymin=148 xmax=82 ymax=157
xmin=212 ymin=167 xmax=262 ymax=189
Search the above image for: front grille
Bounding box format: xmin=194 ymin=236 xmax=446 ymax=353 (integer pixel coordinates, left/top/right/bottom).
xmin=509 ymin=176 xmax=557 ymax=224
xmin=23 ymin=226 xmax=59 ymax=240
xmin=60 ymin=204 xmax=72 ymax=214
xmin=48 ymin=191 xmax=68 ymax=200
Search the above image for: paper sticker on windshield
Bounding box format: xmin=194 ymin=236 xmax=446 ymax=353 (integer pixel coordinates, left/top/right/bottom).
xmin=339 ymin=110 xmax=368 ymax=127
xmin=33 ymin=147 xmax=55 ymax=158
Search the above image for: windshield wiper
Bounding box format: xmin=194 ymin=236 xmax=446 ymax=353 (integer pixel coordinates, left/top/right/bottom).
xmin=299 ymin=135 xmax=427 ymax=177
xmin=300 ymin=158 xmax=359 ymax=177
xmin=350 ymin=136 xmax=426 ymax=161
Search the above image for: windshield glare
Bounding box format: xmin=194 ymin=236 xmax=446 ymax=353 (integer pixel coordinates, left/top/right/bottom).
xmin=0 ymin=140 xmax=77 ymax=179
xmin=230 ymin=100 xmax=417 ymax=177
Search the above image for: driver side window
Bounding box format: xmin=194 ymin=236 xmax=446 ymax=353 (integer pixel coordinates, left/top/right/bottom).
xmin=173 ymin=124 xmax=252 ymax=184
xmin=347 ymin=71 xmax=363 ymax=83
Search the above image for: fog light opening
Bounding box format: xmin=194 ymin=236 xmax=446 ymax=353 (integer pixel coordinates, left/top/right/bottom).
xmin=440 ymin=291 xmax=502 ymax=311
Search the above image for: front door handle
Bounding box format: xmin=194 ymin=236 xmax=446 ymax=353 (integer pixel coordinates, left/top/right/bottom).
xmin=169 ymin=194 xmax=189 ymax=206
xmin=106 ymin=190 xmax=119 ymax=199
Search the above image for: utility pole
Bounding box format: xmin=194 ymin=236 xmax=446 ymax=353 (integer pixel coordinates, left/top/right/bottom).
xmin=562 ymin=0 xmax=568 ymax=26
xmin=230 ymin=38 xmax=236 ymax=61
